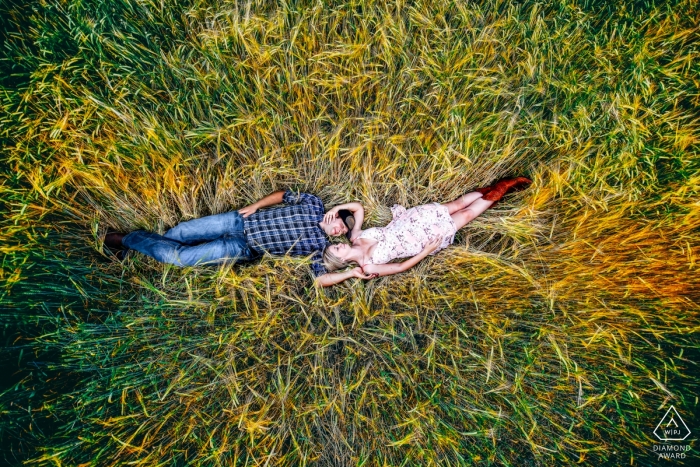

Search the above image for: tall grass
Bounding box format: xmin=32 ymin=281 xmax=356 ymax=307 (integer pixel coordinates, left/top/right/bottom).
xmin=1 ymin=0 xmax=699 ymax=465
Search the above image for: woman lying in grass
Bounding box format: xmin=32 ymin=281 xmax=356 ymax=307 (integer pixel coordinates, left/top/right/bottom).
xmin=316 ymin=177 xmax=531 ymax=287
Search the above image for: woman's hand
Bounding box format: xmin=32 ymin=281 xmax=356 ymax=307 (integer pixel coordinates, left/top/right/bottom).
xmin=352 ymin=267 xmax=378 ymax=280
xmin=422 ymin=236 xmax=442 ymax=254
xmin=238 ymin=203 xmax=259 ymax=218
xmin=316 ymin=267 xmax=377 ymax=287
xmin=323 ymin=207 xmax=340 ymax=225
xmin=358 ymin=238 xmax=441 ymax=279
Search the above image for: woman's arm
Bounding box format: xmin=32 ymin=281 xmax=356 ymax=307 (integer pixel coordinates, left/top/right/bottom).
xmin=315 ymin=267 xmax=377 ymax=287
xmin=362 ymin=237 xmax=442 ymax=278
xmin=238 ymin=190 xmax=285 ymax=217
xmin=324 ymin=202 xmax=365 ymax=240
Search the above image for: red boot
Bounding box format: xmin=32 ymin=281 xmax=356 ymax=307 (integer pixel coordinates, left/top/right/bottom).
xmin=474 ymin=185 xmax=494 ymax=195
xmin=482 ymin=177 xmax=532 ymax=202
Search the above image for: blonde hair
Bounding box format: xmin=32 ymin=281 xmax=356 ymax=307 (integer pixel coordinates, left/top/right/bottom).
xmin=322 ymin=246 xmax=358 ymax=272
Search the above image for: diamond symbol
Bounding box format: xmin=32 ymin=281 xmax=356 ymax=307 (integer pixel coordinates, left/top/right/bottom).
xmin=654 ymin=406 xmax=691 ymax=441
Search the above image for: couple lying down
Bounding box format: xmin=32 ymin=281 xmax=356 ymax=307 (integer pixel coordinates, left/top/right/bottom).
xmin=103 ymin=177 xmax=531 ymax=287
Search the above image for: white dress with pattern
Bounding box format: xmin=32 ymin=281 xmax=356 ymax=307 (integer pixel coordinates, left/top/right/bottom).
xmin=357 ymin=203 xmax=457 ymax=265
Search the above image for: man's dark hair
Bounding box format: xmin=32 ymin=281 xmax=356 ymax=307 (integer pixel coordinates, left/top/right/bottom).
xmin=338 ymin=209 xmax=355 ymax=235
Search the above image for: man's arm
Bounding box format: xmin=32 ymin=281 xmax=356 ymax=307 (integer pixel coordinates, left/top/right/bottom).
xmin=324 ymin=202 xmax=365 ymax=241
xmin=315 ymin=267 xmax=376 ymax=287
xmin=238 ymin=190 xmax=285 ymax=217
xmin=346 ymin=203 xmax=365 ymax=240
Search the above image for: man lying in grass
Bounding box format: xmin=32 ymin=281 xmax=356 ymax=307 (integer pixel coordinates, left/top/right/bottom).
xmin=103 ymin=189 xmax=375 ymax=282
xmin=316 ymin=177 xmax=531 ymax=287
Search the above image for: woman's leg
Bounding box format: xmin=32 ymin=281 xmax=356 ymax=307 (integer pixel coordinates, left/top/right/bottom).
xmin=448 ymin=177 xmax=532 ymax=230
xmin=442 ymin=192 xmax=483 ymax=215
xmin=164 ymin=211 xmax=244 ymax=245
xmin=450 ymin=198 xmax=495 ymax=230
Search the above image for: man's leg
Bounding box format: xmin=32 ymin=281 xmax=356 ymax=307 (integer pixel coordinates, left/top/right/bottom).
xmin=164 ymin=211 xmax=245 ymax=245
xmin=123 ymin=231 xmax=253 ymax=267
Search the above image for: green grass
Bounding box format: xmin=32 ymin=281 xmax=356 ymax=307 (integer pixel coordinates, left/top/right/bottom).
xmin=1 ymin=0 xmax=699 ymax=465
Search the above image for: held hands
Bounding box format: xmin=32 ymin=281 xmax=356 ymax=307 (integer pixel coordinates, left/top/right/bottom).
xmin=238 ymin=203 xmax=258 ymax=218
xmin=352 ymin=267 xmax=378 ymax=280
xmin=323 ymin=207 xmax=340 ymax=225
xmin=422 ymin=236 xmax=442 ymax=254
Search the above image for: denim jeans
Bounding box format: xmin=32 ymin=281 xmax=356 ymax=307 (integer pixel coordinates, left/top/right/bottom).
xmin=122 ymin=211 xmax=256 ymax=267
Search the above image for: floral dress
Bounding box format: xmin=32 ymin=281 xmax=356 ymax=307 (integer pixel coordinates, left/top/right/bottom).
xmin=357 ymin=203 xmax=457 ymax=265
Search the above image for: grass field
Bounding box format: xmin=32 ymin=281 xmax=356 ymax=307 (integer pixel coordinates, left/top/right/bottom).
xmin=1 ymin=0 xmax=699 ymax=465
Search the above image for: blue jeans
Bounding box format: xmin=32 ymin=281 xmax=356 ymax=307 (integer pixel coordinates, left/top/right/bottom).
xmin=122 ymin=211 xmax=256 ymax=267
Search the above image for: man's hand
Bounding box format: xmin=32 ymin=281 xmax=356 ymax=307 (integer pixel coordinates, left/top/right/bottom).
xmin=238 ymin=203 xmax=258 ymax=218
xmin=239 ymin=191 xmax=285 ymax=217
xmin=352 ymin=267 xmax=378 ymax=280
xmin=323 ymin=207 xmax=340 ymax=225
xmin=315 ymin=267 xmax=377 ymax=287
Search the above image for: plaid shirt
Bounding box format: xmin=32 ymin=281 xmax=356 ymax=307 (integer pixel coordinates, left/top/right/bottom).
xmin=243 ymin=190 xmax=328 ymax=276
